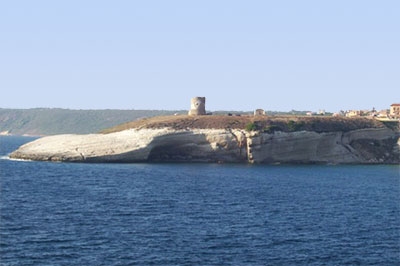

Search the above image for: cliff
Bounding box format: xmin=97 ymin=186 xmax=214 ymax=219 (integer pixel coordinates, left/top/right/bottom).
xmin=9 ymin=115 xmax=400 ymax=164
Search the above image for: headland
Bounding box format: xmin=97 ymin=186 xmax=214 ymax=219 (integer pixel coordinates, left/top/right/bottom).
xmin=9 ymin=114 xmax=400 ymax=164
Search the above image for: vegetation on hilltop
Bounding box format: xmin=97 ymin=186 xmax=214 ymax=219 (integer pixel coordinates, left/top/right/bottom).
xmin=101 ymin=115 xmax=387 ymax=134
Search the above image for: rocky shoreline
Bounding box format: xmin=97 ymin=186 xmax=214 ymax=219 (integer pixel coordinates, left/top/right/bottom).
xmin=9 ymin=119 xmax=400 ymax=164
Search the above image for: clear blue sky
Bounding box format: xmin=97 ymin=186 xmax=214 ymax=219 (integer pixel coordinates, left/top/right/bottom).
xmin=1 ymin=0 xmax=399 ymax=112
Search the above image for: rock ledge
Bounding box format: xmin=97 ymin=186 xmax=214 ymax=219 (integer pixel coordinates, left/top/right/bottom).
xmin=10 ymin=126 xmax=400 ymax=164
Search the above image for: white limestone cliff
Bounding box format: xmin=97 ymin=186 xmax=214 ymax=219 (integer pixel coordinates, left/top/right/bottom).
xmin=247 ymin=128 xmax=398 ymax=164
xmin=9 ymin=127 xmax=399 ymax=164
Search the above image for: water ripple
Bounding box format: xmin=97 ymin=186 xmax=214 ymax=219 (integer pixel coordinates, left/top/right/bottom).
xmin=1 ymin=137 xmax=399 ymax=265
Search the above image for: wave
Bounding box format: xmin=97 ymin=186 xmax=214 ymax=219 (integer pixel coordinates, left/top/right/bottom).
xmin=0 ymin=155 xmax=33 ymax=162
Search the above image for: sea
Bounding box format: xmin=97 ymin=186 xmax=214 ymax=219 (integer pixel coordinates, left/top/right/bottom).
xmin=0 ymin=135 xmax=399 ymax=265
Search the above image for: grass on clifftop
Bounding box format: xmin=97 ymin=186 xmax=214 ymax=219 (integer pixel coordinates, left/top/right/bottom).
xmin=100 ymin=115 xmax=387 ymax=134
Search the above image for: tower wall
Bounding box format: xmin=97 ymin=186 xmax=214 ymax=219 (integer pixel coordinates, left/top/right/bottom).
xmin=188 ymin=97 xmax=206 ymax=115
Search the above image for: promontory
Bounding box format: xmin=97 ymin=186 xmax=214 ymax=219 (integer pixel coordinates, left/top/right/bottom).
xmin=9 ymin=115 xmax=400 ymax=164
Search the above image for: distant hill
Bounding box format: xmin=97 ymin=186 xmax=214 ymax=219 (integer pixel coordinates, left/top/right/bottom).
xmin=0 ymin=108 xmax=186 ymax=135
xmin=0 ymin=108 xmax=329 ymax=136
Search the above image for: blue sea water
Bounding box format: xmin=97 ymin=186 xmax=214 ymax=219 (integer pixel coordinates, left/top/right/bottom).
xmin=0 ymin=136 xmax=399 ymax=265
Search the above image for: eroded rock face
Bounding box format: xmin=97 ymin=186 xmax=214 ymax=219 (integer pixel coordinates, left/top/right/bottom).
xmin=248 ymin=128 xmax=399 ymax=164
xmin=9 ymin=127 xmax=400 ymax=164
xmin=9 ymin=128 xmax=247 ymax=163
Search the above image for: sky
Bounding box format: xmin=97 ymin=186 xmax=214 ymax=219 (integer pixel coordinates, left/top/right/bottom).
xmin=0 ymin=0 xmax=399 ymax=112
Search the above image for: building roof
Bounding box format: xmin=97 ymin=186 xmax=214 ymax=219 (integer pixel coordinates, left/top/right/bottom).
xmin=391 ymin=103 xmax=400 ymax=106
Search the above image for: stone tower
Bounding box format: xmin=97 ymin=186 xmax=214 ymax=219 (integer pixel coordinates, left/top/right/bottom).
xmin=188 ymin=97 xmax=206 ymax=115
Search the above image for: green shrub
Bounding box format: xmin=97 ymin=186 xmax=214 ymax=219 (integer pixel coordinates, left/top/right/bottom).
xmin=245 ymin=122 xmax=257 ymax=132
xmin=263 ymin=125 xmax=281 ymax=133
xmin=287 ymin=120 xmax=305 ymax=131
